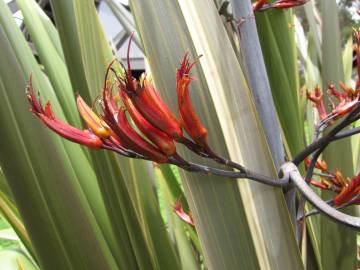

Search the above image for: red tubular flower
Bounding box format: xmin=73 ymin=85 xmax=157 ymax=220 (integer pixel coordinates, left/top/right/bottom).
xmin=334 ymin=173 xmax=360 ymax=206
xmin=118 ymin=37 xmax=183 ymax=141
xmin=173 ymin=200 xmax=194 ymax=226
xmin=102 ymin=80 xmax=168 ymax=163
xmin=120 ymin=89 xmax=177 ymax=156
xmin=117 ymin=108 xmax=168 ymax=163
xmin=176 ymin=53 xmax=208 ymax=146
xmin=271 ymin=0 xmax=308 ymax=9
xmin=27 ymin=78 xmax=103 ymax=149
xmin=306 ymin=86 xmax=328 ymax=120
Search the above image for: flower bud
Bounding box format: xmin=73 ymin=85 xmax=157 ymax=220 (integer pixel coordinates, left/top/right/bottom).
xmin=173 ymin=200 xmax=194 ymax=226
xmin=77 ymin=95 xmax=111 ymax=139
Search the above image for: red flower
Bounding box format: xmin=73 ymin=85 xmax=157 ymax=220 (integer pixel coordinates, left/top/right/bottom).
xmin=176 ymin=53 xmax=208 ymax=146
xmin=27 ymin=77 xmax=103 ymax=149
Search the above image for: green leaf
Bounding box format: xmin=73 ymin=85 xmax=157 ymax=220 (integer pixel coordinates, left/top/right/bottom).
xmin=0 ymin=188 xmax=34 ymax=261
xmin=120 ymin=160 xmax=182 ymax=269
xmin=155 ymin=166 xmax=200 ymax=270
xmin=342 ymin=37 xmax=354 ymax=85
xmin=16 ymin=0 xmax=80 ymax=126
xmin=0 ymin=2 xmax=119 ymax=269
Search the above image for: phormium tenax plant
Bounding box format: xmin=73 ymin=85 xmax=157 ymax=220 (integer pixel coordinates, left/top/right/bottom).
xmin=27 ymin=19 xmax=360 ymax=230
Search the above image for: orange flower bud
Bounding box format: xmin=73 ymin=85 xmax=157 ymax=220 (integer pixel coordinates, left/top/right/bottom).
xmin=176 ymin=53 xmax=208 ymax=146
xmin=76 ymin=95 xmax=111 ymax=139
xmin=304 ymin=157 xmax=328 ymax=172
xmin=334 ymin=169 xmax=347 ymax=187
xmin=316 ymin=159 xmax=328 ymax=172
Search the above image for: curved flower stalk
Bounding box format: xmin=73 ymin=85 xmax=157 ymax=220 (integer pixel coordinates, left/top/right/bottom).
xmin=27 ymin=34 xmax=360 ymax=230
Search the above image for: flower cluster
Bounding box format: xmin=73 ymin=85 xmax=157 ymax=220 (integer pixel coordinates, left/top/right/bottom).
xmin=306 ymin=84 xmax=359 ymax=122
xmin=303 ymin=29 xmax=360 ymax=208
xmin=305 ymin=157 xmax=360 ymax=206
xmin=306 ymin=29 xmax=360 ymax=123
xmin=28 ymin=44 xmax=208 ymax=165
